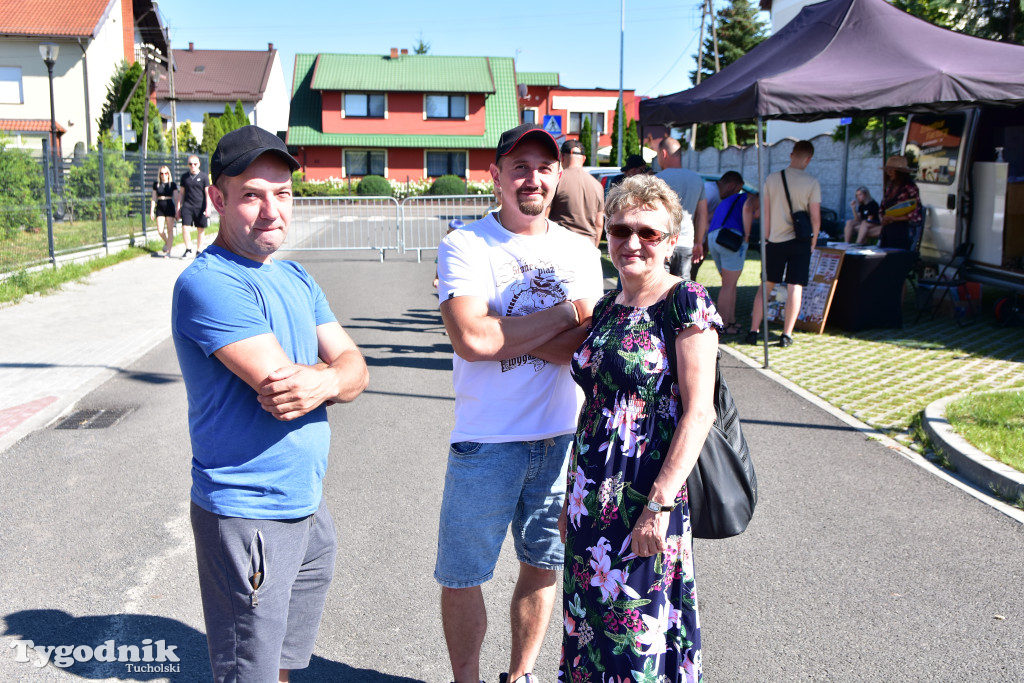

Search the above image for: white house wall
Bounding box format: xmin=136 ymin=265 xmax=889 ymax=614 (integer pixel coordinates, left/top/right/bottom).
xmin=0 ymin=0 xmax=126 ymax=154
xmin=253 ymin=52 xmax=288 ymax=136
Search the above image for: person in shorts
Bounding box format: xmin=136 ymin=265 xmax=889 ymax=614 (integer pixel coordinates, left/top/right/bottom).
xmin=746 ymin=140 xmax=821 ymax=348
xmin=707 ymin=191 xmax=759 ymax=334
xmin=172 ymin=126 xmax=369 ymax=682
xmin=435 ymin=123 xmax=604 ymax=683
xmin=176 ymin=155 xmax=212 ymax=257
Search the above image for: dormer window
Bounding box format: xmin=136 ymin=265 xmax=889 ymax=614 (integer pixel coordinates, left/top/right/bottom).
xmin=426 ymin=95 xmax=467 ymax=119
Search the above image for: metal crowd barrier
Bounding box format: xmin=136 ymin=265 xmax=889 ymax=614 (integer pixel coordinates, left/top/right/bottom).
xmin=287 ymin=197 xmax=402 ymax=261
xmin=399 ymin=195 xmax=496 ymax=261
xmin=285 ymin=195 xmax=496 ymax=262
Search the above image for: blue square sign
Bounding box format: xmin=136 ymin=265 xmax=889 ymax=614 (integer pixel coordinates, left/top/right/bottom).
xmin=543 ymin=115 xmax=562 ymax=136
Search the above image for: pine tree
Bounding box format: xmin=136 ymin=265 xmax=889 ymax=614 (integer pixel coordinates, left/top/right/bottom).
xmin=689 ymin=0 xmax=768 ymax=149
xmin=233 ymin=101 xmax=248 ymax=129
xmin=200 ymin=113 xmax=222 ymax=156
xmin=891 ymin=0 xmax=1023 ymax=44
xmin=97 ymin=61 xmax=149 ymax=152
xmin=579 ymin=118 xmax=593 ymax=166
xmin=610 ymin=99 xmax=642 ymax=166
xmin=177 ymin=121 xmax=200 ymax=154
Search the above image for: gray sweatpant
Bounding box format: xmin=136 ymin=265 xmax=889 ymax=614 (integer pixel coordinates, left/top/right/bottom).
xmin=190 ymin=500 xmax=337 ymax=682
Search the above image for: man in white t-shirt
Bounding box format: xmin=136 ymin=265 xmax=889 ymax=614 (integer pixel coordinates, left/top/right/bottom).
xmin=436 ymin=124 xmax=604 ymax=683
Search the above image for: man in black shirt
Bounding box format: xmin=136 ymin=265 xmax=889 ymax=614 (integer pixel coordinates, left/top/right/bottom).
xmin=176 ymin=155 xmax=212 ymax=257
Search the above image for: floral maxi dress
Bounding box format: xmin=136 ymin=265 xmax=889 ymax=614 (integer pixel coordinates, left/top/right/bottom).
xmin=561 ymin=281 xmax=722 ymax=683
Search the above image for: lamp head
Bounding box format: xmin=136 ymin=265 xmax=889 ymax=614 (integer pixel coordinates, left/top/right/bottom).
xmin=39 ymin=42 xmax=59 ymax=67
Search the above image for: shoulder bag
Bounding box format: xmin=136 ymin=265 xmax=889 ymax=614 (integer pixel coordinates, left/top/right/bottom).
xmin=663 ymin=283 xmax=758 ymax=539
xmin=781 ymin=170 xmax=814 ymax=241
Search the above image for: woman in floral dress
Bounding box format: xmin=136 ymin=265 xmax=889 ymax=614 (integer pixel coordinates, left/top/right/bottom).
xmin=559 ymin=175 xmax=722 ymax=683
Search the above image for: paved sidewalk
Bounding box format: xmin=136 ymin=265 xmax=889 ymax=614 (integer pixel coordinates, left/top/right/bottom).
xmin=0 ymin=254 xmax=191 ymax=454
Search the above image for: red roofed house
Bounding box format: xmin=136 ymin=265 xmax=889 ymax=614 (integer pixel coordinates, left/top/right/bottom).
xmin=0 ymin=0 xmax=169 ymax=155
xmin=517 ymin=71 xmax=639 ymax=159
xmin=154 ymin=43 xmax=289 ymax=141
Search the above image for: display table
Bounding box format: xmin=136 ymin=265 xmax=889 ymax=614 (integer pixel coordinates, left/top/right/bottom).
xmin=828 ymin=247 xmax=916 ymax=331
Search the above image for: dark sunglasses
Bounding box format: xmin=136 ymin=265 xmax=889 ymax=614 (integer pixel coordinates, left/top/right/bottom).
xmin=605 ymin=225 xmax=669 ymax=243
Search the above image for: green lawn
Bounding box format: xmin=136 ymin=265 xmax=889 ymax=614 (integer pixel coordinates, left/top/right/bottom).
xmin=946 ymin=391 xmax=1024 ymax=473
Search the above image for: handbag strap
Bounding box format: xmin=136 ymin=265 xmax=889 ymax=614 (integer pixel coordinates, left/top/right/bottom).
xmin=780 ymin=169 xmax=797 ymax=218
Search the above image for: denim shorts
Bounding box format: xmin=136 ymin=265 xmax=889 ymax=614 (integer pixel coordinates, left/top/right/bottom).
xmin=434 ymin=435 xmax=572 ymax=588
xmin=708 ymin=233 xmax=749 ymax=272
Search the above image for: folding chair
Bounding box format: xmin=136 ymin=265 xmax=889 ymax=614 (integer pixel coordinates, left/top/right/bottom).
xmin=915 ymin=242 xmax=976 ymax=325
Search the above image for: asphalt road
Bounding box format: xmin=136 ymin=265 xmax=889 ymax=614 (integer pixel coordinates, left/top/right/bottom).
xmin=1 ymin=251 xmax=1022 ymax=682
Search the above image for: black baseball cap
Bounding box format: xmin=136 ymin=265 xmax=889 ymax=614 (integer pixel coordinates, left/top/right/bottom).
xmin=621 ymin=154 xmax=647 ymax=172
xmin=560 ymin=139 xmax=585 ymax=155
xmin=211 ymin=125 xmax=300 ymax=184
xmin=495 ymin=124 xmax=560 ymax=163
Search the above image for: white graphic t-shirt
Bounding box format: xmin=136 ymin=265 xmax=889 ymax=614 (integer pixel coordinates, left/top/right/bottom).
xmin=438 ymin=212 xmax=605 ymax=443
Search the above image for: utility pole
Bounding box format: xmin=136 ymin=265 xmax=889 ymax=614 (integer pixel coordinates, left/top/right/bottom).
xmin=690 ymin=0 xmax=708 ymax=160
xmin=709 ymin=0 xmax=729 ymax=147
xmin=617 ymin=0 xmax=625 ymax=167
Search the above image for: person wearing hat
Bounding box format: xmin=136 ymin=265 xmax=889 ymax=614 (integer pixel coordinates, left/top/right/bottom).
xmin=435 ymin=123 xmax=604 ymax=683
xmin=171 ymin=125 xmax=369 ymax=682
xmin=547 ymin=139 xmax=606 ymax=246
xmin=879 ymin=155 xmax=922 ymax=249
xmin=606 ymin=153 xmax=650 ymax=191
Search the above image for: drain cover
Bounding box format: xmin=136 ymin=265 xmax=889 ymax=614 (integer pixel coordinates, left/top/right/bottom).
xmin=55 ymin=408 xmax=133 ymax=430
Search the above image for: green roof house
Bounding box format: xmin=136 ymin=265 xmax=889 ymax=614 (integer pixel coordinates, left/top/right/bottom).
xmin=287 ymin=48 xmax=520 ymax=182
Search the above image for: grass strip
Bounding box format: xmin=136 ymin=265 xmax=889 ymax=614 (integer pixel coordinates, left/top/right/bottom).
xmin=945 ymin=390 xmax=1024 ymax=472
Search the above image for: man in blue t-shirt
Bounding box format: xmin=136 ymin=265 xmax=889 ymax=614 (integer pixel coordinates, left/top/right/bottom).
xmin=171 ymin=126 xmax=369 ymax=682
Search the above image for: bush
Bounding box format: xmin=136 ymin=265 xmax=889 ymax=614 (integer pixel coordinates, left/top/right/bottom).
xmin=355 ymin=175 xmax=392 ymax=197
xmin=0 ymin=136 xmax=45 ymax=237
xmin=428 ymin=174 xmax=467 ymax=196
xmin=65 ymin=134 xmax=135 ymax=221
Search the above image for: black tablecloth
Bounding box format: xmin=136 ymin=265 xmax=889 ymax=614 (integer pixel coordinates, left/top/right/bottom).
xmin=828 ymin=248 xmax=915 ymax=331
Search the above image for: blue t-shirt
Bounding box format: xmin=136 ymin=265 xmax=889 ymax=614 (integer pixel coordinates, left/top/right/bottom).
xmin=709 ymin=193 xmax=748 ymax=235
xmin=171 ymin=245 xmax=337 ymax=519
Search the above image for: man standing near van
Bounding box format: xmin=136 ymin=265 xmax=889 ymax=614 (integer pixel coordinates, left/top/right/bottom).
xmin=746 ymin=139 xmax=821 ymax=348
xmin=435 ymin=123 xmax=604 ymax=683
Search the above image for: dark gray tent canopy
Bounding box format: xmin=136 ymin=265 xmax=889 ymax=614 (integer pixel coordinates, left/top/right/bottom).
xmin=640 ymin=0 xmax=1024 ymax=127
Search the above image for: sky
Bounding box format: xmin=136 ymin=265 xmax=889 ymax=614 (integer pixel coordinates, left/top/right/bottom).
xmin=155 ymin=0 xmax=761 ymax=101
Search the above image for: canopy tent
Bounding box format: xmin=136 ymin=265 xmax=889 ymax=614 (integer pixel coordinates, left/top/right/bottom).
xmin=640 ymin=0 xmax=1024 ymax=367
xmin=639 ymin=0 xmax=1024 ymax=127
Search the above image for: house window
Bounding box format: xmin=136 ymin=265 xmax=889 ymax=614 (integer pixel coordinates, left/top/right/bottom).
xmin=522 ymin=109 xmax=537 ymax=125
xmin=344 ymin=93 xmax=385 ymax=118
xmin=426 ymin=151 xmax=467 ymax=178
xmin=568 ymin=112 xmax=605 ymax=135
xmin=426 ymin=94 xmax=467 ymax=119
xmin=344 ymin=150 xmax=385 ymax=177
xmin=0 ymin=67 xmax=23 ymax=104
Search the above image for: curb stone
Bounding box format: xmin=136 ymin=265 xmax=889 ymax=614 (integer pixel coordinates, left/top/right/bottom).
xmin=923 ymin=394 xmax=1024 ymax=506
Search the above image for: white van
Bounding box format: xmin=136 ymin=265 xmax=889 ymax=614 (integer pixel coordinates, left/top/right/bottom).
xmin=902 ymin=105 xmax=1024 ymax=291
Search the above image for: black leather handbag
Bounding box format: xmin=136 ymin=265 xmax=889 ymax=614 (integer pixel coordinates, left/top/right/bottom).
xmin=664 ymin=284 xmax=758 ymax=539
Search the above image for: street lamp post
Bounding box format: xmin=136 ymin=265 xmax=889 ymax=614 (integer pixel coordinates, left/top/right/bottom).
xmin=39 ymin=42 xmax=60 ymax=188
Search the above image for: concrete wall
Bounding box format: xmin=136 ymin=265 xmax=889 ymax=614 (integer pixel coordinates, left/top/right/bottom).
xmin=682 ymin=133 xmax=887 ymax=219
xmin=253 ymin=52 xmax=288 ymax=136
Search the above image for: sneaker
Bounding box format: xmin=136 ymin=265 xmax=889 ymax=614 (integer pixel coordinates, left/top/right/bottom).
xmin=744 ymin=330 xmax=759 ymax=345
xmin=779 ymin=334 xmax=793 ymax=347
xmin=499 ymin=675 xmax=537 ymax=683
xmin=182 ymin=248 xmax=192 ymax=259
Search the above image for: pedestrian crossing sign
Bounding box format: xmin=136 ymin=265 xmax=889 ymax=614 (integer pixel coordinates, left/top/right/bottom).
xmin=543 ymin=115 xmax=562 ymax=136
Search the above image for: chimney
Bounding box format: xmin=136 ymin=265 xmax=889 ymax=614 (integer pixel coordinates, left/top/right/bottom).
xmin=188 ymin=42 xmax=194 ymax=51
xmin=268 ymin=42 xmax=274 ymax=51
xmin=401 ymin=48 xmax=408 ymax=55
xmin=390 ymin=47 xmax=399 ymax=59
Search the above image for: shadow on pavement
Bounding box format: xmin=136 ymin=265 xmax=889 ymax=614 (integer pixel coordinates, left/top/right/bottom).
xmin=294 ymin=658 xmax=424 ymax=682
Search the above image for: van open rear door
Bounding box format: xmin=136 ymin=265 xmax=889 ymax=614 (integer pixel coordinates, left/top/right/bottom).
xmin=902 ymin=109 xmax=976 ymax=264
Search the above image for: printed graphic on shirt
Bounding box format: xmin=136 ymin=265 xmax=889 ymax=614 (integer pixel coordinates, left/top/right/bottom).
xmin=496 ymin=257 xmax=575 ymax=374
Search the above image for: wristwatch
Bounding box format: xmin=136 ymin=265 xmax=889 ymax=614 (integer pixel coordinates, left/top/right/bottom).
xmin=646 ymin=498 xmax=676 ymax=513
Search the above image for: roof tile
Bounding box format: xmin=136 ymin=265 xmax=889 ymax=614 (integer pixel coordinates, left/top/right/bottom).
xmin=310 ymin=54 xmax=496 ymax=93
xmin=0 ymin=0 xmax=114 ymax=38
xmin=0 ymin=119 xmax=67 ymax=133
xmin=155 ymin=48 xmax=276 ymax=102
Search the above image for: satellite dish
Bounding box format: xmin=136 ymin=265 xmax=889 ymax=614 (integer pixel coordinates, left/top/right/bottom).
xmin=517 ymin=83 xmax=528 ymax=99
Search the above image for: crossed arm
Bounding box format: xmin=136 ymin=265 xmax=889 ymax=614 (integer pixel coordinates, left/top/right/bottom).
xmin=440 ymin=295 xmax=596 ymax=366
xmin=213 ymin=322 xmax=369 ymax=421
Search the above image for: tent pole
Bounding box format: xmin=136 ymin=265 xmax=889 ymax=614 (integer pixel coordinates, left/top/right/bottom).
xmin=841 ymin=121 xmax=850 ymax=220
xmin=756 ymin=116 xmax=770 ymax=369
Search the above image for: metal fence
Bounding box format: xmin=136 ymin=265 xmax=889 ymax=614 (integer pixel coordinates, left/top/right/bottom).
xmin=0 ymin=141 xmax=208 ymax=276
xmin=286 ymin=194 xmax=496 ymax=262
